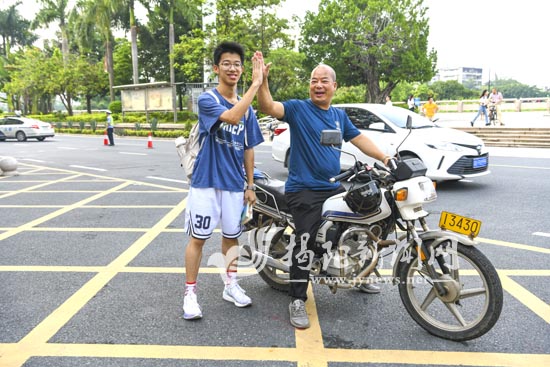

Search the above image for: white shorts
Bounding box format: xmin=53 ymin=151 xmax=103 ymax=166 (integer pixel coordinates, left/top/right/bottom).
xmin=184 ymin=187 xmax=244 ymax=240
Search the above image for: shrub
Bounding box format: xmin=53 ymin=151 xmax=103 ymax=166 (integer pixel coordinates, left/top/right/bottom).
xmin=109 ymin=101 xmax=122 ymax=114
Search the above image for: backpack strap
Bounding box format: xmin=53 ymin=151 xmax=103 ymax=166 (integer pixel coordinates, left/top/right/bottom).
xmin=206 ymin=89 xmax=250 ymax=146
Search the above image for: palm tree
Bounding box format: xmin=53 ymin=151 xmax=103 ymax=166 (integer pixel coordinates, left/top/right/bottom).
xmin=33 ymin=0 xmax=71 ymax=63
xmin=0 ymin=2 xmax=38 ymax=57
xmin=158 ymin=0 xmax=201 ymax=121
xmin=77 ymin=0 xmax=116 ymax=101
xmin=109 ymin=0 xmax=153 ymax=85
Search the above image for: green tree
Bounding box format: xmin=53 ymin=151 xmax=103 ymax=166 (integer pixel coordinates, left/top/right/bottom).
xmin=205 ymin=0 xmax=292 ymax=67
xmin=78 ymin=57 xmax=109 ymax=113
xmin=33 ymin=0 xmax=71 ymax=63
xmin=108 ymin=0 xmax=153 ymax=84
xmin=172 ymin=29 xmax=207 ymax=83
xmin=430 ymin=80 xmax=476 ymax=100
xmin=3 ymin=47 xmax=52 ymax=114
xmin=0 ymin=3 xmax=38 ymax=57
xmin=77 ymin=0 xmax=117 ymax=101
xmin=263 ymin=48 xmax=308 ymax=101
xmin=112 ymin=38 xmax=133 ymax=86
xmin=301 ymin=0 xmax=436 ymax=103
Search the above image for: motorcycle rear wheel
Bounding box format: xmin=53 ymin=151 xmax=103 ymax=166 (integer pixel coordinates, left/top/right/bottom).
xmin=253 ymin=226 xmax=291 ymax=293
xmin=397 ymin=242 xmax=503 ymax=341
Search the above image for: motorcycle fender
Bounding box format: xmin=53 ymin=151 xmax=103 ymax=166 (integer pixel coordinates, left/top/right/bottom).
xmin=390 ymin=230 xmax=478 ymax=283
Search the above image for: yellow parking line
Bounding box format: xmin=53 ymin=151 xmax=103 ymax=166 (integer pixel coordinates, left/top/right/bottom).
xmin=295 ymin=286 xmax=328 ymax=367
xmin=5 ymin=197 xmax=189 ymax=367
xmin=325 ymin=349 xmax=550 ymax=367
xmin=0 ymin=181 xmax=132 ymax=242
xmin=499 ymin=273 xmax=550 ymax=323
xmin=478 ymin=237 xmax=550 ymax=254
xmin=0 ymin=173 xmax=82 ymax=200
xmin=17 ymin=163 xmax=186 ymax=192
xmin=1 ymin=343 xmax=548 ymax=367
xmin=0 ymin=343 xmax=296 ymax=363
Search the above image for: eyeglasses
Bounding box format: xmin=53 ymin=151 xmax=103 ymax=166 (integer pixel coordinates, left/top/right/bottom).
xmin=219 ymin=61 xmax=242 ymax=70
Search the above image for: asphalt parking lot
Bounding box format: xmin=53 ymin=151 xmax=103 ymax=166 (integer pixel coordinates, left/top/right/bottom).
xmin=1 ymin=155 xmax=549 ymax=367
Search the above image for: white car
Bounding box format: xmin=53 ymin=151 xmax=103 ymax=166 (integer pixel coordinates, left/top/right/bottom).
xmin=0 ymin=116 xmax=55 ymax=142
xmin=271 ymin=103 xmax=490 ymax=182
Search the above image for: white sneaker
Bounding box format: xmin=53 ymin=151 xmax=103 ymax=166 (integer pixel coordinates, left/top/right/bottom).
xmin=183 ymin=291 xmax=202 ymax=320
xmin=223 ymin=283 xmax=252 ymax=307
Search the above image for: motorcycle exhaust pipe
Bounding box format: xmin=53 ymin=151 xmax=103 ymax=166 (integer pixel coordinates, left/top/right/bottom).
xmin=247 ymin=248 xmax=290 ymax=273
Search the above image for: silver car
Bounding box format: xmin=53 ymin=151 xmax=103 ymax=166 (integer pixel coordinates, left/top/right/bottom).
xmin=271 ymin=103 xmax=490 ymax=182
xmin=0 ymin=116 xmax=55 ymax=142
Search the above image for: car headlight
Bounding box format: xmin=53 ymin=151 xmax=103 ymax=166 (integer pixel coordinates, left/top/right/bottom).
xmin=425 ymin=142 xmax=464 ymax=152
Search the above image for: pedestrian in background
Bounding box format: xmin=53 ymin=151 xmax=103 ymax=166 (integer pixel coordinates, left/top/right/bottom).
xmin=385 ymin=95 xmax=392 ymax=106
xmin=421 ymin=97 xmax=439 ymax=121
xmin=106 ymin=110 xmax=115 ymax=146
xmin=407 ymin=94 xmax=416 ymax=112
xmin=470 ymin=90 xmax=489 ymax=127
xmin=488 ymin=87 xmax=505 ymax=126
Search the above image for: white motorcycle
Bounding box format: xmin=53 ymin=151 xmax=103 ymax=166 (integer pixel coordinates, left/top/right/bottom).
xmin=243 ymin=118 xmax=503 ymax=341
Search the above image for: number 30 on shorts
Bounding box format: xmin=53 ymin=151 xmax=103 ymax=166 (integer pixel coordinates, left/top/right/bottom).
xmin=194 ymin=215 xmax=211 ymax=229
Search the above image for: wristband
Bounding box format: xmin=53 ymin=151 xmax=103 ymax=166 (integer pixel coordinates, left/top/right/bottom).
xmin=246 ymin=184 xmax=256 ymax=191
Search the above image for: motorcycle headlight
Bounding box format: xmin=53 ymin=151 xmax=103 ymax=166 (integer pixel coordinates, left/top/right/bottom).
xmin=426 ymin=142 xmax=464 ymax=152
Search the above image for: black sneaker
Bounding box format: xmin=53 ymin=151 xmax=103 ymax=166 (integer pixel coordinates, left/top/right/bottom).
xmin=289 ymin=299 xmax=310 ymax=329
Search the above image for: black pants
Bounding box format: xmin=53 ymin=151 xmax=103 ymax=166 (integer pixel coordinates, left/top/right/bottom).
xmin=107 ymin=127 xmax=114 ymax=145
xmin=285 ymin=186 xmax=345 ymax=301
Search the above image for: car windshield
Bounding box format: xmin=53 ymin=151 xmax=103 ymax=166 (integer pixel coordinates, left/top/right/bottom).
xmin=376 ymin=107 xmax=436 ymax=129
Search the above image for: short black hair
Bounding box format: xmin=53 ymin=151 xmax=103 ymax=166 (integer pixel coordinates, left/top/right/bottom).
xmin=213 ymin=41 xmax=245 ymax=65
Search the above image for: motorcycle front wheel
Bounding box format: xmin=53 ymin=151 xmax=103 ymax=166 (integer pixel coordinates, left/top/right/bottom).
xmin=397 ymin=241 xmax=503 ymax=341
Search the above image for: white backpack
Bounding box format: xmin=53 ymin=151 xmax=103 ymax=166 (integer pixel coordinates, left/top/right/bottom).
xmin=175 ymin=90 xmax=249 ymax=182
xmin=175 ymin=121 xmax=201 ymax=182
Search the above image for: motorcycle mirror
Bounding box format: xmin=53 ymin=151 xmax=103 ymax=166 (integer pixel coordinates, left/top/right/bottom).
xmin=320 ymin=129 xmax=358 ymax=166
xmin=406 ymin=115 xmax=413 ymax=130
xmin=320 ymin=130 xmax=342 ymax=146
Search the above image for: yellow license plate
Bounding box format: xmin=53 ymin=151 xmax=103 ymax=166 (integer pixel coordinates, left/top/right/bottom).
xmin=439 ymin=211 xmax=481 ymax=238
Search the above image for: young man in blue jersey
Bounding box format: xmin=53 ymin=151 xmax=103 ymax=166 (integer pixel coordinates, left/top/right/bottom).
xmin=257 ymin=53 xmax=392 ymax=329
xmin=182 ymin=42 xmax=264 ymax=320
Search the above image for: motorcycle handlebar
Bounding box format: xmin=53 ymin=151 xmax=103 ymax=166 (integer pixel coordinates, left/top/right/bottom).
xmin=329 ymin=169 xmax=355 ymax=183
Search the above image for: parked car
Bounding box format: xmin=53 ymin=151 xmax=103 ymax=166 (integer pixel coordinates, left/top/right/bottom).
xmin=271 ymin=103 xmax=490 ymax=182
xmin=0 ymin=116 xmax=55 ymax=142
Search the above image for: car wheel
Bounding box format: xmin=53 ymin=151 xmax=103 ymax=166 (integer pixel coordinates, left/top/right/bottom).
xmin=36 ymin=137 xmax=46 ymax=141
xmin=16 ymin=131 xmax=27 ymax=142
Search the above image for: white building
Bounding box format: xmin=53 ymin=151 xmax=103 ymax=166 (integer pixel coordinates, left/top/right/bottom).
xmin=432 ymin=67 xmax=483 ymax=89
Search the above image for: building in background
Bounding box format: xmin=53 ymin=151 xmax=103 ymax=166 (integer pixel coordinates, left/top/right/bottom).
xmin=432 ymin=67 xmax=483 ymax=89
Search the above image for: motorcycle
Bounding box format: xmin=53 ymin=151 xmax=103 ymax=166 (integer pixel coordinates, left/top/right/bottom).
xmin=242 ymin=117 xmax=503 ymax=341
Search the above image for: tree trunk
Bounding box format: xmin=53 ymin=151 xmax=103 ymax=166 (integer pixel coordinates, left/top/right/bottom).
xmin=105 ymin=40 xmax=115 ymax=101
xmin=169 ymin=23 xmax=177 ymax=122
xmin=86 ymin=95 xmax=92 ymax=114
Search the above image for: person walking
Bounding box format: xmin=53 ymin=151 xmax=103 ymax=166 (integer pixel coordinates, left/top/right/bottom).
xmin=257 ymin=53 xmax=392 ymax=329
xmin=488 ymin=87 xmax=505 ymax=126
xmin=470 ymin=90 xmax=490 ymax=127
xmin=385 ymin=95 xmax=392 ymax=106
xmin=421 ymin=97 xmax=439 ymax=121
xmin=182 ymin=42 xmax=264 ymax=320
xmin=407 ymin=95 xmax=416 ymax=112
xmin=106 ymin=110 xmax=115 ymax=146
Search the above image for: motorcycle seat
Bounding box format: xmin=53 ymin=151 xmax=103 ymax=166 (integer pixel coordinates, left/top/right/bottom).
xmin=254 ymin=177 xmax=289 ymax=212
